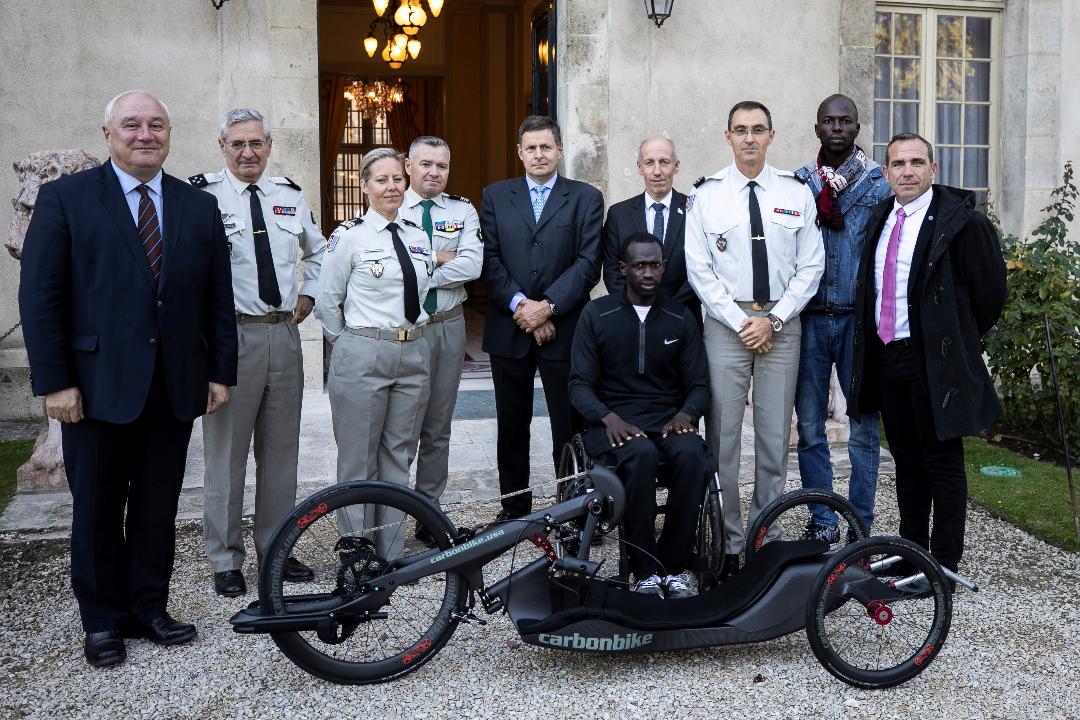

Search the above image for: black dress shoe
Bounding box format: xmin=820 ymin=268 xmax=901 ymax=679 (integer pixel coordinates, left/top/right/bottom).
xmin=282 ymin=556 xmax=315 ymax=583
xmin=122 ymin=613 xmax=197 ymax=646
xmin=214 ymin=569 xmax=246 ymax=597
xmin=84 ymin=630 xmax=125 ymax=668
xmin=494 ymin=509 xmax=527 ymax=523
xmin=719 ymin=554 xmax=741 ymax=581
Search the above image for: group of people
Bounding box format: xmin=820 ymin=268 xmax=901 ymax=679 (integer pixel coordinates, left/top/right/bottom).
xmin=17 ymin=87 xmax=1006 ymax=668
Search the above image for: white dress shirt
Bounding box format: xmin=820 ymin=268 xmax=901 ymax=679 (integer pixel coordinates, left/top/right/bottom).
xmin=873 ymin=186 xmax=933 ymax=340
xmin=684 ymin=162 xmax=825 ymax=330
xmin=643 ymin=190 xmax=672 ymax=241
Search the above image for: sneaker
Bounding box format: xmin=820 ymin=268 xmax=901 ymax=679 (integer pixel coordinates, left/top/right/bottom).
xmin=633 ymin=574 xmax=664 ymax=596
xmin=801 ymin=521 xmax=840 ymax=544
xmin=662 ymin=574 xmax=695 ymax=599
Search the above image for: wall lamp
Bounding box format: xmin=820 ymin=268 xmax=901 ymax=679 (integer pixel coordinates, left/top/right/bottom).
xmin=643 ymin=0 xmax=675 ymax=28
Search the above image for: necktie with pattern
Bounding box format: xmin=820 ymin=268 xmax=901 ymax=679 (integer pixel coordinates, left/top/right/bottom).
xmin=878 ymin=206 xmax=908 ymax=345
xmin=651 ymin=202 xmax=665 ymax=243
xmin=532 ymin=185 xmax=547 ymax=222
xmin=420 ymin=199 xmax=438 ymax=315
xmin=136 ymin=185 xmax=162 ymax=281
xmin=248 ymin=185 xmax=281 ymax=308
xmin=747 ymin=180 xmax=770 ymax=307
xmin=387 ymin=222 xmax=421 ymax=324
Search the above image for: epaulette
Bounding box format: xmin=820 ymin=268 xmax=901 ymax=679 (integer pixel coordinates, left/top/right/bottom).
xmin=337 ymin=217 xmax=363 ymax=232
xmin=400 ymin=218 xmax=422 ymax=229
xmin=692 ymin=176 xmax=707 ymax=188
xmin=793 ymin=173 xmax=809 ymax=184
xmin=270 ymin=176 xmax=302 ymax=191
xmin=444 ymin=192 xmax=471 ymax=204
xmin=188 ymin=171 xmax=224 ymax=187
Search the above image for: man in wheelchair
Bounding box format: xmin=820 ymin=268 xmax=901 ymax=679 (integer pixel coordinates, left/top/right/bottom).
xmin=568 ymin=232 xmax=712 ymax=599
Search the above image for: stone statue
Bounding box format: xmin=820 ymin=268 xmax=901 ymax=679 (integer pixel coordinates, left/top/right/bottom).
xmin=7 ymin=149 xmax=100 ymax=259
xmin=9 ymin=149 xmax=100 ymax=492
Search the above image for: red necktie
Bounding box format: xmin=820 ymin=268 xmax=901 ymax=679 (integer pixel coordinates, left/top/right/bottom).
xmin=136 ymin=185 xmax=162 ymax=280
xmin=877 ymin=206 xmax=907 ymax=344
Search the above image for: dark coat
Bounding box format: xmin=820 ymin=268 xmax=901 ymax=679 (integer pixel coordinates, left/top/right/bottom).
xmin=601 ymin=190 xmax=701 ymax=321
xmin=18 ymin=161 xmax=237 ymax=424
xmin=849 ymin=184 xmax=1007 ymax=440
xmin=479 ymin=174 xmax=603 ymax=360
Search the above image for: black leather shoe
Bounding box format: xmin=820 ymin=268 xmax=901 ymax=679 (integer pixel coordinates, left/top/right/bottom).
xmin=415 ymin=524 xmax=438 ymax=548
xmin=214 ymin=569 xmax=246 ymax=597
xmin=719 ymin=554 xmax=741 ymax=581
xmin=122 ymin=613 xmax=197 ymax=646
xmin=84 ymin=630 xmax=125 ymax=668
xmin=494 ymin=509 xmax=527 ymax=523
xmin=282 ymin=556 xmax=315 ymax=583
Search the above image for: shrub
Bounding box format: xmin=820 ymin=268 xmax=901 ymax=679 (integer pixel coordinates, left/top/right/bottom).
xmin=984 ymin=162 xmax=1080 ymax=458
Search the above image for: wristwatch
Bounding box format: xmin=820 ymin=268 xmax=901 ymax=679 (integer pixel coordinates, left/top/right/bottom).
xmin=766 ymin=313 xmax=783 ymax=333
xmin=547 ymin=299 xmax=560 ymax=316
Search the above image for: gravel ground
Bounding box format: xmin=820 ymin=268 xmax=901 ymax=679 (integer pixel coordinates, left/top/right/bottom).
xmin=1 ymin=475 xmax=1078 ymax=720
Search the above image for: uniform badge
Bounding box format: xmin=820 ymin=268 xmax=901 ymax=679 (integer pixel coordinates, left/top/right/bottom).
xmin=686 ymin=194 xmax=696 ymax=212
xmin=773 ymin=208 xmax=801 ymax=217
xmin=408 ymin=245 xmax=430 ymax=255
xmin=434 ymin=220 xmax=464 ymax=232
xmin=326 ymin=232 xmax=340 ymax=253
xmin=716 ymin=235 xmax=727 ymax=252
xmin=273 ymin=206 xmax=297 ymax=216
xmin=371 ymin=262 xmax=384 ymax=278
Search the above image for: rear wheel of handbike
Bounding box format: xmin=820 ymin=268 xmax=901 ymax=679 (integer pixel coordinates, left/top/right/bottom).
xmin=259 ymin=481 xmax=467 ymax=685
xmin=805 ymin=537 xmax=953 ymax=689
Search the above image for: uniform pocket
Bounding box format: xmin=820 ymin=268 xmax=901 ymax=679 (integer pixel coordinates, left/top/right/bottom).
xmin=703 ymin=218 xmax=739 ymax=263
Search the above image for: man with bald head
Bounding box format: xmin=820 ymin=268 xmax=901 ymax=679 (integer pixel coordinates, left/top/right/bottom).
xmin=793 ymin=94 xmax=891 ymax=543
xmin=603 ymin=136 xmax=699 ymax=321
xmin=19 ymin=90 xmax=237 ymax=668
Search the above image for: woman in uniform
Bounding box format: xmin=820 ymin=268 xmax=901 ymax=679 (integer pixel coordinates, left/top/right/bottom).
xmin=317 ymin=147 xmax=433 ymax=555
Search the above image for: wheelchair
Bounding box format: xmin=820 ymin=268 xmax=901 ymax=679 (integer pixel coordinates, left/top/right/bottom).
xmin=555 ymin=433 xmax=727 ymax=592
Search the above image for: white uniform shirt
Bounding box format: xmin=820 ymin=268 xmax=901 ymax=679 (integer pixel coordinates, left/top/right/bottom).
xmin=192 ymin=169 xmax=324 ymax=315
xmin=643 ymin=190 xmax=672 ymax=241
xmin=400 ymin=186 xmax=482 ymax=313
xmin=685 ymin=162 xmax=825 ymax=331
xmin=316 ymin=207 xmax=433 ymax=339
xmin=874 ymin=186 xmax=933 ymax=340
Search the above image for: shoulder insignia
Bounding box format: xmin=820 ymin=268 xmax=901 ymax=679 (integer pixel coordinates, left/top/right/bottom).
xmin=188 ymin=173 xmax=208 ymax=187
xmin=692 ymin=176 xmax=707 ymax=188
xmin=793 ymin=173 xmax=809 ymax=184
xmin=327 ymin=217 xmax=362 ymax=253
xmin=270 ymin=176 xmax=302 ymax=191
xmin=400 ymin=218 xmax=421 ymax=229
xmin=337 ymin=217 xmax=363 ymax=232
xmin=774 ymin=168 xmax=796 ymax=178
xmin=686 ymin=194 xmax=696 ymax=213
xmin=444 ymin=192 xmax=471 ymax=204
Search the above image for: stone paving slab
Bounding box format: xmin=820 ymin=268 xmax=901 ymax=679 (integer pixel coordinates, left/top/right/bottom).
xmin=0 ymin=386 xmax=891 ymax=536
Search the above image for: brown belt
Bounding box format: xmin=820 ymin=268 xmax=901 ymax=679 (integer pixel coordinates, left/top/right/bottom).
xmin=736 ymin=301 xmax=776 ymax=313
xmin=346 ymin=326 xmax=423 ymax=342
xmin=237 ymin=311 xmax=291 ymax=324
xmin=425 ymin=304 xmax=464 ymax=325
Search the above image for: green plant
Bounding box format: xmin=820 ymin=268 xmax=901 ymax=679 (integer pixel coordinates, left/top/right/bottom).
xmin=984 ymin=162 xmax=1080 ymax=457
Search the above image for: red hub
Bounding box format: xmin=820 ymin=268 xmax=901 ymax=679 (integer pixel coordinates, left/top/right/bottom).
xmin=866 ymin=600 xmax=893 ymax=625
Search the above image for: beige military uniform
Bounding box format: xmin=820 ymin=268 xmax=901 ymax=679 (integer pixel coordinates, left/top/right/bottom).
xmin=316 ymin=207 xmax=433 ymax=556
xmin=685 ymin=162 xmax=824 ymax=555
xmin=400 ymin=186 xmax=482 ymax=504
xmin=192 ymin=169 xmax=325 ymax=572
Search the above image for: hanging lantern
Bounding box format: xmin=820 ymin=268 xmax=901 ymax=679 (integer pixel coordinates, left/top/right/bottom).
xmin=372 ymin=0 xmax=390 ymax=17
xmin=363 ymin=34 xmax=379 ymax=57
xmin=427 ymin=0 xmax=443 ymax=18
xmin=407 ymin=37 xmax=422 ymax=59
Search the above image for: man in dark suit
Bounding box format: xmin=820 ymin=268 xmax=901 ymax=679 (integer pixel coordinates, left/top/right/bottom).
xmin=849 ymin=132 xmax=1006 ymax=575
xmin=480 ymin=115 xmax=603 ymax=520
xmin=18 ymin=90 xmax=237 ymax=668
xmin=602 ymin=136 xmax=700 ymax=322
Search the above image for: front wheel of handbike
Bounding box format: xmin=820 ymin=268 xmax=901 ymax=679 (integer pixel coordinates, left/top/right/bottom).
xmin=805 ymin=537 xmax=953 ymax=689
xmin=259 ymin=481 xmax=468 ymax=685
xmin=745 ymin=488 xmax=869 ymax=563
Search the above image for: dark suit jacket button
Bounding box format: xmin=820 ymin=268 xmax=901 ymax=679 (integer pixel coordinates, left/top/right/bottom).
xmin=532 ymin=241 xmax=539 ymax=246
xmin=531 ymin=268 xmax=537 ymax=274
xmin=156 ymin=300 xmax=164 ymax=307
xmin=149 ymin=338 xmax=158 ymax=345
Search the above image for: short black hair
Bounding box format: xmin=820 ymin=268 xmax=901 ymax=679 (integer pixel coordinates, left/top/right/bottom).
xmin=885 ymin=132 xmax=934 ymax=164
xmin=815 ymin=94 xmax=859 ymax=123
xmin=727 ymin=100 xmax=772 ymax=130
xmin=518 ymin=115 xmax=562 ymax=144
xmin=620 ymin=232 xmax=663 ymax=262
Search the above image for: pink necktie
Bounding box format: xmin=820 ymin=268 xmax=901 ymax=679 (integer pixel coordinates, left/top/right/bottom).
xmin=877 ymin=206 xmax=906 ymax=345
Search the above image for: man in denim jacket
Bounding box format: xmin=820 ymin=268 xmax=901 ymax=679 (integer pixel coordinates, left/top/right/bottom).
xmin=793 ymin=95 xmax=891 ymax=542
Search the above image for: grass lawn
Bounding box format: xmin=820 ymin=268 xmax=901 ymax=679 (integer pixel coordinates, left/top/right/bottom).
xmin=0 ymin=439 xmax=35 ymax=516
xmin=965 ymin=436 xmax=1080 ymax=552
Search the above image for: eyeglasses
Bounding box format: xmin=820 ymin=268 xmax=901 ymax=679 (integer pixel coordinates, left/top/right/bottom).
xmin=729 ymin=126 xmax=771 ymax=137
xmin=226 ymin=140 xmax=266 ymax=152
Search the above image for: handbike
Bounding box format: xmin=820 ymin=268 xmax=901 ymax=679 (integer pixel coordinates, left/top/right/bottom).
xmin=230 ymin=467 xmax=956 ymax=689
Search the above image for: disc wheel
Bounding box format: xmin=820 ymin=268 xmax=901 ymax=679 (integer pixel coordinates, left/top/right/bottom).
xmin=805 ymin=537 xmax=953 ymax=689
xmin=258 ymin=481 xmax=467 ymax=685
xmin=745 ymin=488 xmax=869 ymax=563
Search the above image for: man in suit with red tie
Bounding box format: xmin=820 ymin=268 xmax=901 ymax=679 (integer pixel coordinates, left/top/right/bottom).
xmin=480 ymin=115 xmax=604 ymax=522
xmin=850 ymin=132 xmax=1006 ymax=575
xmin=601 ymin=136 xmax=700 ymax=322
xmin=18 ymin=90 xmax=237 ymax=667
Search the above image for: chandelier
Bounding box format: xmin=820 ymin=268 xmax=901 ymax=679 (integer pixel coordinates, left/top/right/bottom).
xmin=364 ymin=0 xmax=443 ymax=69
xmin=344 ymin=79 xmax=405 ymax=121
